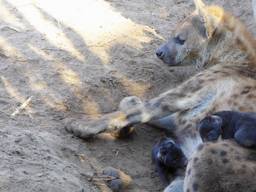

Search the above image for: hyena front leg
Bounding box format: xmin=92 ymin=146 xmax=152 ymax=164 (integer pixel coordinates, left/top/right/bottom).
xmin=118 ymin=96 xmax=176 ymax=133
xmin=65 ymin=84 xmax=210 ymax=139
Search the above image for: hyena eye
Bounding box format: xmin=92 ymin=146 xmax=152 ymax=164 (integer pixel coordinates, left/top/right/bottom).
xmin=174 ymin=36 xmax=186 ymax=45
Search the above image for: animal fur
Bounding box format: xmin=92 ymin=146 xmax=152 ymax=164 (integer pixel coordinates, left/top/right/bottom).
xmin=66 ymin=0 xmax=256 ymax=191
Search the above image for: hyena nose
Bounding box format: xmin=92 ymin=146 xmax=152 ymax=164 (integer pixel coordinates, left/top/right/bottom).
xmin=156 ymin=49 xmax=165 ymax=59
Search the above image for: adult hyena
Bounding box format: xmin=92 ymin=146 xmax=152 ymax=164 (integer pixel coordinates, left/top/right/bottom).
xmin=66 ymin=0 xmax=256 ymax=191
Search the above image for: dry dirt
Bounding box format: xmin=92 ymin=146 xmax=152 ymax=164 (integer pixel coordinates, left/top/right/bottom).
xmin=0 ymin=0 xmax=255 ymax=191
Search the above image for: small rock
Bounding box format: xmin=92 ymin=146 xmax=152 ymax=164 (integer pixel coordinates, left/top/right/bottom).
xmin=102 ymin=167 xmax=132 ymax=192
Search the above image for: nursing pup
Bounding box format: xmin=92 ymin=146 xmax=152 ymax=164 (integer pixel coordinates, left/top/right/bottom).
xmin=198 ymin=111 xmax=256 ymax=148
xmin=152 ymin=137 xmax=187 ymax=185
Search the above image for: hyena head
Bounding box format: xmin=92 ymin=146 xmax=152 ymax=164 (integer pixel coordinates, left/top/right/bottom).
xmin=156 ymin=0 xmax=224 ymax=66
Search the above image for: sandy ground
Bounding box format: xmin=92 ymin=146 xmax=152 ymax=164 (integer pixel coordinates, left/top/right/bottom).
xmin=0 ymin=0 xmax=255 ymax=191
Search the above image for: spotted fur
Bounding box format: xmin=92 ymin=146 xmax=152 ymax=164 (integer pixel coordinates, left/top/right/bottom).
xmin=66 ymin=0 xmax=256 ymax=191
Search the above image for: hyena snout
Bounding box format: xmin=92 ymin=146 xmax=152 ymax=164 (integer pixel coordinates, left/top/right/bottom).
xmin=155 ymin=45 xmax=165 ymax=59
xmin=156 ymin=39 xmax=178 ymax=66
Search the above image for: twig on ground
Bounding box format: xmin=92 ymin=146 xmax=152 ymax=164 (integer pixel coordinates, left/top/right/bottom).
xmin=78 ymin=154 xmax=112 ymax=192
xmin=11 ymin=96 xmax=33 ymax=117
xmin=0 ymin=25 xmax=21 ymax=32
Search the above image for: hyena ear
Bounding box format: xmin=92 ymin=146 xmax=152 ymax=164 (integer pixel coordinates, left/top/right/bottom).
xmin=193 ymin=0 xmax=219 ymax=39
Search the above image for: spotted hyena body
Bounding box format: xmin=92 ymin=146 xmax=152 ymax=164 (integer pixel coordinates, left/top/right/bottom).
xmin=66 ymin=0 xmax=256 ymax=191
xmin=184 ymin=140 xmax=256 ymax=192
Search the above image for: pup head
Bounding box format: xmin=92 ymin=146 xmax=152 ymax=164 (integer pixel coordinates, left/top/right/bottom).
xmin=198 ymin=115 xmax=223 ymax=142
xmin=154 ymin=138 xmax=187 ymax=169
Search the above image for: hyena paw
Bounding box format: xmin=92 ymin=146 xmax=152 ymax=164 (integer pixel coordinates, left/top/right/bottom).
xmin=65 ymin=118 xmax=107 ymax=139
xmin=119 ymin=96 xmax=142 ymax=112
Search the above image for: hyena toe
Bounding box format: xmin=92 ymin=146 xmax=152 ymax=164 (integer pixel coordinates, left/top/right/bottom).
xmin=119 ymin=96 xmax=142 ymax=111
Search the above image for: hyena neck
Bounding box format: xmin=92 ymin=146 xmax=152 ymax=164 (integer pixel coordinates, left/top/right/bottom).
xmin=201 ymin=30 xmax=252 ymax=67
xmin=198 ymin=6 xmax=256 ymax=68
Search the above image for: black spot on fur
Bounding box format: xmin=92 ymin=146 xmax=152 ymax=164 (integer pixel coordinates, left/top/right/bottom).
xmin=193 ymin=157 xmax=199 ymax=163
xmin=241 ymin=87 xmax=251 ymax=95
xmin=235 ymin=183 xmax=241 ymax=188
xmin=197 ymin=144 xmax=204 ymax=151
xmin=194 ymin=173 xmax=202 ymax=178
xmin=222 ymin=143 xmax=229 ymax=147
xmin=180 ymin=119 xmax=187 ymax=125
xmin=246 ymin=151 xmax=256 ymax=161
xmin=241 ymin=90 xmax=250 ymax=95
xmin=183 ymin=124 xmax=193 ymax=130
xmin=226 ymin=168 xmax=235 ymax=174
xmin=242 ymin=164 xmax=247 ymax=169
xmin=207 ymin=158 xmax=213 ymax=165
xmin=221 ymin=71 xmax=229 ymax=76
xmin=162 ymin=105 xmax=171 ymax=113
xmin=239 ymin=168 xmax=246 ymax=174
xmin=207 ymin=78 xmax=215 ymax=82
xmin=198 ymin=79 xmax=205 ymax=84
xmin=247 ymin=94 xmax=255 ymax=99
xmin=187 ymin=169 xmax=191 ymax=176
xmin=210 ymin=149 xmax=217 ymax=154
xmin=193 ymin=183 xmax=199 ymax=191
xmin=220 ymin=150 xmax=227 ymax=157
xmin=222 ymin=158 xmax=229 ymax=164
xmin=186 ymin=189 xmax=190 ymax=192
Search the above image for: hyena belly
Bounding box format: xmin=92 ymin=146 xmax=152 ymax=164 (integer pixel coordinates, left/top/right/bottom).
xmin=170 ymin=81 xmax=247 ymax=158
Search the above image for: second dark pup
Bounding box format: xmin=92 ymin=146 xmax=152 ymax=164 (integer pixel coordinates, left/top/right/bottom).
xmin=152 ymin=137 xmax=187 ymax=185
